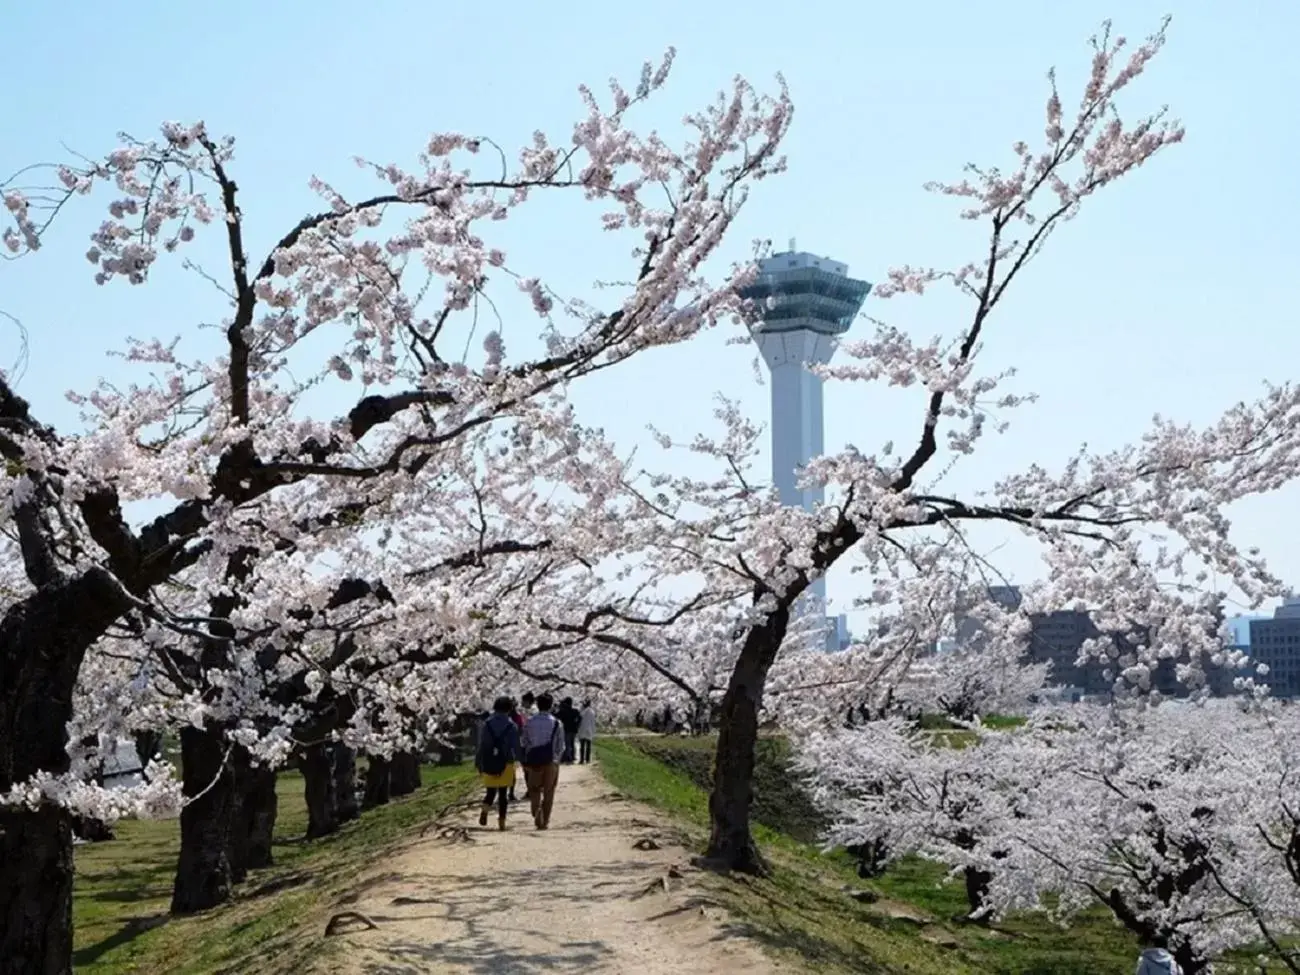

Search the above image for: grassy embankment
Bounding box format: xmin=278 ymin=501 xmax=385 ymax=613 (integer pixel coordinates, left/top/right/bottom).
xmin=599 ymin=735 xmax=1142 ymax=975
xmin=72 ymin=764 xmax=476 ymax=975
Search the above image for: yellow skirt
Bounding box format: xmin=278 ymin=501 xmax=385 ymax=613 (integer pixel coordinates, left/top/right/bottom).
xmin=481 ymin=766 xmax=516 ymax=789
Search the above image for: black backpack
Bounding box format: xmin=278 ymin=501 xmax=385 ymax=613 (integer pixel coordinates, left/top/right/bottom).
xmin=480 ymin=721 xmax=510 ymax=776
xmin=524 ymin=715 xmax=557 ymax=766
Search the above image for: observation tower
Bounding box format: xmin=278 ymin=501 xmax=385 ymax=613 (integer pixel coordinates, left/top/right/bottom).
xmin=740 ymin=242 xmax=871 ymax=646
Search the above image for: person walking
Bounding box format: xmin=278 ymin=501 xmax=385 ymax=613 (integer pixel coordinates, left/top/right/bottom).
xmin=557 ymin=697 xmax=581 ymax=764
xmin=518 ymin=692 xmax=536 ymax=801
xmin=577 ymin=700 xmax=597 ymax=764
xmin=507 ymin=698 xmax=525 ymax=803
xmin=475 ymin=696 xmax=521 ymax=831
xmin=506 ymin=696 xmax=527 ymax=806
xmin=521 ymin=693 xmax=566 ymax=830
xmin=1135 ymin=948 xmax=1182 ymax=975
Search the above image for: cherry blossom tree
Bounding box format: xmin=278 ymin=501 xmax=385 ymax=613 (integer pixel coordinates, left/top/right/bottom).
xmin=996 ymin=704 xmax=1265 ymax=973
xmin=796 ymin=716 xmax=1045 ymax=918
xmin=1180 ymin=705 xmax=1300 ymax=973
xmin=565 ymin=18 xmax=1300 ymax=879
xmin=799 ymin=702 xmax=1300 ymax=972
xmin=0 ymin=53 xmax=792 ymax=971
xmin=891 ymin=649 xmax=1051 ymax=724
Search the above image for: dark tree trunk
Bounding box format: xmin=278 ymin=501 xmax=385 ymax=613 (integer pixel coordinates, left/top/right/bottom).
xmin=174 ymin=542 xmax=258 ymax=902
xmin=301 ymin=742 xmax=340 ymax=839
xmin=224 ymin=749 xmax=253 ymax=885
xmin=170 ymin=726 xmax=239 ymax=914
xmin=432 ymin=741 xmax=460 ymax=766
xmin=0 ymin=568 xmax=132 ymax=973
xmin=1169 ymin=947 xmax=1207 ymax=975
xmin=847 ymin=838 xmax=889 ymax=879
xmin=703 ymin=612 xmax=789 ymax=874
xmin=362 ymin=755 xmax=392 ymax=809
xmin=0 ymin=806 xmax=75 ymax=975
xmin=72 ymin=813 xmax=116 ymax=843
xmin=241 ymin=765 xmax=278 ymax=870
xmin=332 ymin=745 xmax=359 ymax=826
xmin=222 ymin=752 xmax=276 ymax=877
xmin=963 ymin=866 xmax=992 ymax=917
xmin=133 ymin=729 xmax=163 ymax=767
xmin=71 ymin=734 xmax=114 ymax=843
xmin=389 ymin=751 xmax=421 ymax=797
xmin=1104 ymin=887 xmax=1208 ymax=975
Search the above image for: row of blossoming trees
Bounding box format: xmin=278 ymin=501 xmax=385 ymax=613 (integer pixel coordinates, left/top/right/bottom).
xmin=3 ymin=18 xmax=1298 ymax=974
xmin=794 ymin=697 xmax=1300 ymax=973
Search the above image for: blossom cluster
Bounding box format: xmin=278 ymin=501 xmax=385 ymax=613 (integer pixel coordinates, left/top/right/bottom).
xmin=796 ymin=700 xmax=1300 ymax=970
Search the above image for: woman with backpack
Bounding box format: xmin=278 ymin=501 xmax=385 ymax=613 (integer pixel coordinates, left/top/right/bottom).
xmin=476 ymin=696 xmax=521 ymax=831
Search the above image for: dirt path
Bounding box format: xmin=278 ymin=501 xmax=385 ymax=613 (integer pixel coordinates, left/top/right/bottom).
xmin=321 ymin=762 xmax=791 ymax=974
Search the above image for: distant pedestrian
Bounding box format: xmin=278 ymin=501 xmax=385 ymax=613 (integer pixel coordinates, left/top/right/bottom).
xmin=475 ymin=696 xmax=520 ymax=831
xmin=577 ymin=700 xmax=597 ymax=764
xmin=557 ymin=697 xmax=581 ymax=764
xmin=1135 ymin=948 xmax=1182 ymax=975
xmin=518 ymin=692 xmax=537 ymax=801
xmin=521 ymin=692 xmax=566 ymax=830
xmin=508 ymin=698 xmax=525 ymax=802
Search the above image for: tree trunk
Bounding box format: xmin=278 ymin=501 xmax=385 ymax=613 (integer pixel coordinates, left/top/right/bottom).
xmin=301 ymin=742 xmax=340 ymax=839
xmin=332 ymin=744 xmax=359 ymax=826
xmin=71 ymin=734 xmax=115 ymax=843
xmin=389 ymin=751 xmax=421 ymax=796
xmin=170 ymin=726 xmax=239 ymax=914
xmin=0 ymin=568 xmax=132 ymax=972
xmin=224 ymin=749 xmax=254 ymax=885
xmin=0 ymin=805 xmax=75 ymax=975
xmin=363 ymin=755 xmax=392 ymax=809
xmin=1105 ymin=888 xmax=1208 ymax=975
xmin=175 ymin=542 xmax=258 ymax=899
xmin=1171 ymin=945 xmax=1207 ymax=975
xmin=433 ymin=741 xmax=460 ymax=766
xmin=963 ymin=866 xmax=992 ymax=918
xmin=847 ymin=838 xmax=889 ymax=879
xmin=133 ymin=729 xmax=163 ymax=767
xmin=703 ymin=614 xmax=788 ymax=874
xmin=241 ymin=765 xmax=278 ymax=870
xmin=72 ymin=813 xmax=116 ymax=843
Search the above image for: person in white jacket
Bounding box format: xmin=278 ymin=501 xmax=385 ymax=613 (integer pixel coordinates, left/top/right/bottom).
xmin=577 ymin=701 xmax=597 ymax=764
xmin=1135 ymin=947 xmax=1182 ymax=975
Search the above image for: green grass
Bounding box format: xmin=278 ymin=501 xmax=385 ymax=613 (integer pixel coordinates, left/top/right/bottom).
xmin=981 ymin=714 xmax=1028 ymax=730
xmin=619 ymin=734 xmax=827 ymax=842
xmin=72 ymin=763 xmax=476 ymax=974
xmin=598 ymin=737 xmax=1141 ymax=975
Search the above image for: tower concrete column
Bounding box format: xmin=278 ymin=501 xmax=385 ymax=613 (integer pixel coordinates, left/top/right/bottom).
xmin=740 ymin=249 xmax=870 ymax=648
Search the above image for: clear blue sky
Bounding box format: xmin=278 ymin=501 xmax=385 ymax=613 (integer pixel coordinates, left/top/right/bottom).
xmin=3 ymin=0 xmax=1297 ymax=625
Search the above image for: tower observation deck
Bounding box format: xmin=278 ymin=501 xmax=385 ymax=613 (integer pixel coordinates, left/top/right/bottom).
xmin=739 ymin=246 xmax=871 ymax=644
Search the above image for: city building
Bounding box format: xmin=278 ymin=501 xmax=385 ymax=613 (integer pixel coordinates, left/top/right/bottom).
xmin=1227 ymin=613 xmax=1265 ymax=646
xmin=951 ymin=584 xmax=1023 ymax=653
xmin=950 ymin=584 xmax=1239 ymax=700
xmin=740 ymin=243 xmax=870 ymax=649
xmin=1249 ymin=593 xmax=1300 ymax=698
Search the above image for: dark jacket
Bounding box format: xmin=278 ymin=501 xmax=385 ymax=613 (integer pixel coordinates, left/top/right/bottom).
xmin=475 ymin=713 xmax=520 ymax=771
xmin=558 ymin=705 xmax=582 ymax=736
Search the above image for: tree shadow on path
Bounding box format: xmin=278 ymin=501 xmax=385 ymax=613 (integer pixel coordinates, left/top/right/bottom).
xmin=352 ymin=861 xmax=652 ymax=973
